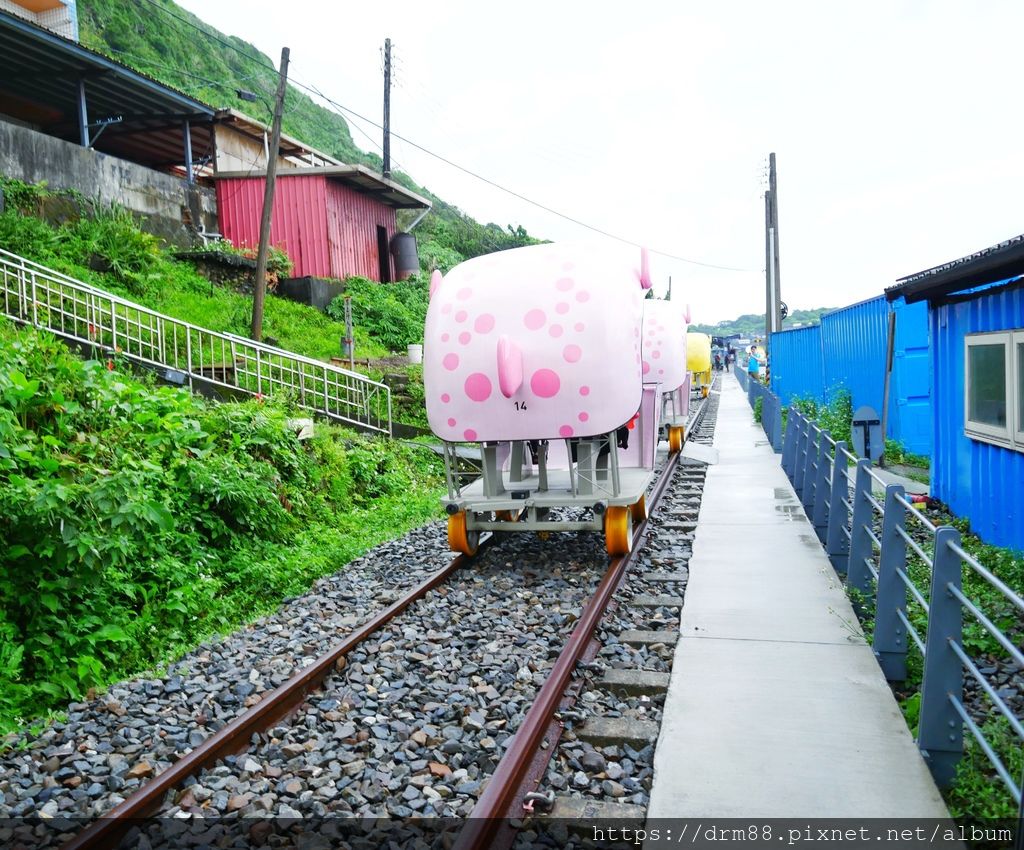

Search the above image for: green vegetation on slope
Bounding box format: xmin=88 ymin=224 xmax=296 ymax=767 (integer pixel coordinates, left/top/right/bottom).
xmin=0 ymin=319 xmax=444 ymax=733
xmin=0 ymin=182 xmax=394 ymax=362
xmin=691 ymin=307 xmax=834 ymax=338
xmin=77 ymin=0 xmax=542 ymax=268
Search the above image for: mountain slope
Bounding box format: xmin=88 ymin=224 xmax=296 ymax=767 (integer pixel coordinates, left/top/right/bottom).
xmin=690 ymin=307 xmax=835 ymax=338
xmin=77 ymin=0 xmax=539 ymax=268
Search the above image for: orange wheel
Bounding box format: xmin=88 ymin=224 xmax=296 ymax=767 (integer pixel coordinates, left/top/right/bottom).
xmin=702 ymin=385 xmax=709 ymax=398
xmin=668 ymin=426 xmax=683 ymax=454
xmin=630 ymin=494 xmax=647 ymax=524
xmin=604 ymin=506 xmax=633 ymax=556
xmin=448 ymin=511 xmax=479 ymax=556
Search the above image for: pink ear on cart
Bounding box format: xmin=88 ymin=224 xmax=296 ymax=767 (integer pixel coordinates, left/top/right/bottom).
xmin=684 ymin=303 xmax=692 ymax=323
xmin=639 ymin=247 xmax=652 ymax=289
xmin=496 ymin=335 xmax=524 ymax=398
xmin=429 ymin=269 xmax=443 ymax=300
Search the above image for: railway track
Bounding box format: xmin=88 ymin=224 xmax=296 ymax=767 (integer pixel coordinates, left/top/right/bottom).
xmin=3 ymin=386 xmax=718 ymax=850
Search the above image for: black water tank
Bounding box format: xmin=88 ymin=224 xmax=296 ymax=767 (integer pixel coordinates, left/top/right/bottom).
xmin=390 ymin=232 xmax=419 ymax=279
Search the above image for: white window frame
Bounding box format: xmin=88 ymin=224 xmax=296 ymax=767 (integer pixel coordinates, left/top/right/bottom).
xmin=963 ymin=330 xmax=1022 ymax=450
xmin=1015 ymin=331 xmax=1024 ymax=446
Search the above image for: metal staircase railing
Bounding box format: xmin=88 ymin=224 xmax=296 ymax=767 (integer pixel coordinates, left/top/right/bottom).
xmin=0 ymin=247 xmax=391 ymax=435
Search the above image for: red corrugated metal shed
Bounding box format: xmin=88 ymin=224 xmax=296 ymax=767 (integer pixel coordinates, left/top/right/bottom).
xmin=214 ymin=166 xmax=430 ymax=282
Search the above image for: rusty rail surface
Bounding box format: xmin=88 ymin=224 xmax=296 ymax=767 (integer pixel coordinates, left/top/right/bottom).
xmin=455 ymin=393 xmax=710 ymax=850
xmin=62 ymin=543 xmax=489 ymax=850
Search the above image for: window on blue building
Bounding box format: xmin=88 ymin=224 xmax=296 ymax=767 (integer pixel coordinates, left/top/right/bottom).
xmin=964 ymin=331 xmax=1024 ymax=450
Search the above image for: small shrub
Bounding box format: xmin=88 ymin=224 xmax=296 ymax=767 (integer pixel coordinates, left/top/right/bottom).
xmin=329 ymin=276 xmax=428 ymax=351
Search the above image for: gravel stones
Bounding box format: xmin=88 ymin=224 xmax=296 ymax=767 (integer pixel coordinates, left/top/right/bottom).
xmin=0 ymin=523 xmax=456 ymax=821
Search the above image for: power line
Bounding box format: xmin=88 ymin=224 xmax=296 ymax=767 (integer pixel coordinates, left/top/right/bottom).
xmin=135 ymin=0 xmax=755 ymax=272
xmin=291 ymin=77 xmax=754 ymax=272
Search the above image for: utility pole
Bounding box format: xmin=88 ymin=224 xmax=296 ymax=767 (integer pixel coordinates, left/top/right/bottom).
xmin=764 ymin=152 xmax=782 ymax=342
xmin=251 ymin=46 xmax=289 ymax=342
xmin=382 ymin=37 xmax=392 ymax=179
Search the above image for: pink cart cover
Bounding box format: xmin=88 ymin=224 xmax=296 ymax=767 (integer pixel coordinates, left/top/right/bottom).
xmin=641 ymin=299 xmax=689 ymax=393
xmin=424 ymin=243 xmax=647 ymax=442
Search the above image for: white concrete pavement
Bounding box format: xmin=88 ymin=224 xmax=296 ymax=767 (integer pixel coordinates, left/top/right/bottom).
xmin=646 ymin=375 xmax=949 ymax=819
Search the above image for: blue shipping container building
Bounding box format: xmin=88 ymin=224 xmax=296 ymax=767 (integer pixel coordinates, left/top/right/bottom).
xmin=769 ymin=295 xmax=931 ymax=456
xmin=887 ymin=235 xmax=1024 ymax=552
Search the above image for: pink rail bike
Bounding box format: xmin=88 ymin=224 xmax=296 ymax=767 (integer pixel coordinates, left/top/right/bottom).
xmin=423 ymin=243 xmax=689 ymax=557
xmin=641 ymin=297 xmax=692 ymax=454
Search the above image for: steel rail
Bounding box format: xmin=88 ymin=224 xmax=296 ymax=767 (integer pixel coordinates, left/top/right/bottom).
xmin=454 ymin=452 xmax=681 ymax=850
xmin=454 ymin=394 xmax=710 ymax=850
xmin=61 ymin=541 xmax=490 ymax=850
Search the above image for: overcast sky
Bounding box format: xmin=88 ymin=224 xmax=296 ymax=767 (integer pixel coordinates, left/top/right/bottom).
xmin=176 ymin=0 xmax=1024 ymax=323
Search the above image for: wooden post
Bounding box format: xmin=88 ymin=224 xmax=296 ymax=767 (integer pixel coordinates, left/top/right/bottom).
xmin=251 ymin=47 xmax=290 ymax=342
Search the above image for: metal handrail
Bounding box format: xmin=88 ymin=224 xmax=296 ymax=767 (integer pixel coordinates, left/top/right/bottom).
xmin=773 ymin=385 xmax=1023 ymax=802
xmin=949 ymin=540 xmax=1024 ymax=613
xmin=0 ymin=248 xmax=392 ymax=435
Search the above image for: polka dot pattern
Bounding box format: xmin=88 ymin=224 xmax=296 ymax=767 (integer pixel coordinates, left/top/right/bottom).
xmin=425 ymin=247 xmax=648 ymax=441
xmin=464 ymin=372 xmax=492 ymax=402
xmin=524 ymin=309 xmax=546 ymax=330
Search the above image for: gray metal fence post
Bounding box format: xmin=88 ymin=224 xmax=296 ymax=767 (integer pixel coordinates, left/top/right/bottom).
xmin=800 ymin=425 xmax=819 ymax=513
xmin=847 ymin=459 xmax=875 ymax=609
xmin=771 ymin=396 xmax=784 ymax=453
xmin=748 ymin=377 xmax=755 ymax=409
xmin=826 ymin=441 xmax=851 ymax=574
xmin=811 ymin=430 xmax=831 ymax=542
xmin=796 ymin=417 xmax=812 ymax=498
xmin=781 ymin=409 xmax=797 ymax=478
xmin=917 ymin=526 xmax=964 ymax=788
xmin=792 ymin=416 xmax=805 ymax=493
xmin=875 ymin=483 xmax=909 ymax=681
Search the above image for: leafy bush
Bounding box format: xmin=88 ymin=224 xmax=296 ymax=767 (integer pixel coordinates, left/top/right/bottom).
xmin=418 ymin=239 xmax=464 ymax=273
xmin=329 ymin=276 xmax=429 ymax=352
xmin=884 ymin=439 xmax=930 ymax=470
xmin=792 ymin=389 xmax=852 ymax=446
xmin=203 ymin=238 xmax=294 ymax=278
xmin=0 ymin=176 xmax=52 ymax=215
xmin=0 ymin=320 xmax=442 ymax=732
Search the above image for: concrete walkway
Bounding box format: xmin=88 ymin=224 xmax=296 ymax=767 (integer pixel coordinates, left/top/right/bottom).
xmin=646 ymin=375 xmax=949 ymax=818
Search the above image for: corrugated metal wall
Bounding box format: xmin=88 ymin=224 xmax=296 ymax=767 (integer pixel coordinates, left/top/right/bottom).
xmin=769 ymin=295 xmax=931 ymax=455
xmin=931 ymin=282 xmax=1024 ymax=551
xmin=821 ymin=295 xmax=889 ymax=412
xmin=325 ymin=180 xmax=397 ymax=281
xmin=891 ymin=298 xmax=931 ymax=455
xmin=216 ymin=175 xmax=330 ymax=277
xmin=216 ymin=175 xmax=397 ymax=281
xmin=769 ymin=325 xmax=823 ymax=404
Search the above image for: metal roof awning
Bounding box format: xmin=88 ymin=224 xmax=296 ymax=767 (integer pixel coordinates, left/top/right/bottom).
xmin=0 ymin=9 xmax=216 ymax=172
xmin=214 ymin=164 xmax=432 ymax=210
xmin=886 ymin=233 xmax=1024 ymax=304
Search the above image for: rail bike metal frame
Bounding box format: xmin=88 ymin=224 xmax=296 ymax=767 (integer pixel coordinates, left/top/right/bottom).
xmin=0 ymin=247 xmax=391 ymax=434
xmin=441 ymin=431 xmax=646 ymax=533
xmin=744 ymin=376 xmax=1023 ymax=806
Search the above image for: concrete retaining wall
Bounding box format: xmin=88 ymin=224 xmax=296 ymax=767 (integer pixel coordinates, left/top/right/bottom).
xmin=0 ymin=121 xmax=217 ymax=248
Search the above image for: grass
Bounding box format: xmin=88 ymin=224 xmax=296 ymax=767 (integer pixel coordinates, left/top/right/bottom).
xmin=0 ymin=319 xmax=445 ymax=735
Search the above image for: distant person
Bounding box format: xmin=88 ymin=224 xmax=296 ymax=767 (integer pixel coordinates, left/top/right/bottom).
xmin=714 ymin=353 xmax=722 ymax=371
xmin=747 ymin=348 xmax=760 ymax=382
xmin=725 ymin=349 xmax=733 ymax=372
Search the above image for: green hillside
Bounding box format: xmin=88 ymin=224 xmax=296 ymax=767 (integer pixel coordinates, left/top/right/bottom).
xmin=691 ymin=307 xmax=834 ymax=338
xmin=76 ymin=0 xmax=540 ymax=271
